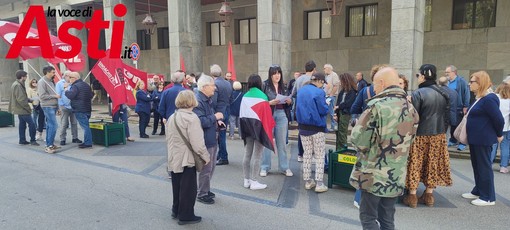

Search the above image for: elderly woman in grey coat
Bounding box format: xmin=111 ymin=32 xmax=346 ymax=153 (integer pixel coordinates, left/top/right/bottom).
xmin=167 ymin=90 xmax=210 ymax=225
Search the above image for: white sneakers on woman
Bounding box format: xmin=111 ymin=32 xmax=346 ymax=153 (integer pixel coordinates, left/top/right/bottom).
xmin=461 ymin=193 xmax=479 ymax=199
xmin=462 ymin=193 xmax=495 ymax=206
xmin=244 ymin=179 xmax=267 ymax=190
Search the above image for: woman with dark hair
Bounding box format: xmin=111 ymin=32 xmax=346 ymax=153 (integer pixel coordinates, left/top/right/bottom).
xmin=240 ymin=74 xmax=275 ymax=190
xmin=260 ymin=65 xmax=293 ymax=177
xmin=462 ymin=71 xmax=504 ymax=206
xmin=335 ymin=73 xmax=357 ymax=150
xmin=404 ymin=64 xmax=452 ymax=208
xmin=398 ymin=74 xmax=409 ymax=92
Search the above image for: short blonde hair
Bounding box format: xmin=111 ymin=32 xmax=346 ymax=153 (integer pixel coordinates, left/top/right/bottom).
xmin=233 ymin=81 xmax=242 ymax=90
xmin=471 ymin=71 xmax=492 ymax=98
xmin=175 ymin=90 xmax=198 ymax=109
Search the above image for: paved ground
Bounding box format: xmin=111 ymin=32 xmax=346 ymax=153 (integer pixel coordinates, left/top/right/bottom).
xmin=0 ymin=104 xmax=509 ymax=229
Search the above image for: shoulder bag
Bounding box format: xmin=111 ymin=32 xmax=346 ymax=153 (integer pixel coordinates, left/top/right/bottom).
xmin=454 ymin=98 xmax=481 ymax=145
xmin=174 ymin=114 xmax=206 ymax=172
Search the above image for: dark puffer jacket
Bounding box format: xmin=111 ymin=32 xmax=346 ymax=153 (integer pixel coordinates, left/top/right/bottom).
xmin=65 ymin=79 xmax=93 ymax=113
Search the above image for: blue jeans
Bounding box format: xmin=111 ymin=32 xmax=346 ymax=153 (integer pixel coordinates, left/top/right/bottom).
xmin=327 ymin=96 xmax=337 ymax=129
xmin=113 ymin=107 xmax=130 ymax=138
xmin=261 ymin=109 xmax=289 ymax=171
xmin=229 ymin=115 xmax=240 ymax=137
xmin=490 ymin=131 xmax=510 ymax=167
xmin=32 ymin=106 xmax=45 ymax=132
xmin=74 ymin=112 xmax=92 ymax=145
xmin=354 ymin=189 xmax=361 ymax=204
xmin=218 ymin=108 xmax=229 ymax=161
xmin=41 ymin=107 xmax=58 ymax=147
xmin=18 ymin=114 xmax=36 ymax=142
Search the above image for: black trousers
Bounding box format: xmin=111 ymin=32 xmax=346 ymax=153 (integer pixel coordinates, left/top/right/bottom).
xmin=152 ymin=110 xmax=164 ymax=134
xmin=137 ymin=112 xmax=150 ymax=136
xmin=359 ymin=191 xmax=397 ymax=230
xmin=171 ymin=167 xmax=198 ymax=221
xmin=469 ymin=144 xmax=496 ymax=202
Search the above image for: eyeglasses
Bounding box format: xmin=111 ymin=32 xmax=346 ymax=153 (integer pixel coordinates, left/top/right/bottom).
xmin=415 ymin=74 xmax=420 ymax=78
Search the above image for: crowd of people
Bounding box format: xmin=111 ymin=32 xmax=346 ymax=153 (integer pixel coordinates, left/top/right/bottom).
xmin=7 ymin=61 xmax=509 ymax=228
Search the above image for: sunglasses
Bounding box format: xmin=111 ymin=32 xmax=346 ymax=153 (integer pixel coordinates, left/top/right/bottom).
xmin=415 ymin=73 xmax=421 ymax=78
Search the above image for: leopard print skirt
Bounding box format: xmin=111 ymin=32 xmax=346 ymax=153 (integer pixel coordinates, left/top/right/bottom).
xmin=406 ymin=133 xmax=452 ymax=190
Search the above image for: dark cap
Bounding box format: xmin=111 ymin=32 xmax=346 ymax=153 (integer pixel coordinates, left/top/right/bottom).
xmin=311 ymin=72 xmax=326 ymax=82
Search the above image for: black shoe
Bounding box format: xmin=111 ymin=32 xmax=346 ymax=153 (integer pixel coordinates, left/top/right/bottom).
xmin=196 ymin=196 xmax=214 ymax=204
xmin=140 ymin=134 xmax=149 ymax=138
xmin=208 ymin=191 xmax=216 ymax=199
xmin=178 ymin=216 xmax=202 ymax=225
xmin=60 ymin=140 xmax=66 ymax=146
xmin=152 ymin=131 xmax=156 ymax=135
xmin=159 ymin=132 xmax=165 ymax=136
xmin=72 ymin=138 xmax=83 ymax=143
xmin=78 ymin=144 xmax=92 ymax=149
xmin=19 ymin=141 xmax=30 ymax=145
xmin=216 ymin=159 xmax=229 ymax=166
xmin=30 ymin=141 xmax=40 ymax=146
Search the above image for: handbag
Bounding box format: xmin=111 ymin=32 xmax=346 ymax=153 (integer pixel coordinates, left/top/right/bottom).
xmin=173 ymin=114 xmax=206 ymax=172
xmin=454 ymin=98 xmax=481 ymax=145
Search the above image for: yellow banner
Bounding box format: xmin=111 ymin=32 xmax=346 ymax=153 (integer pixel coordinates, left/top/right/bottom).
xmin=338 ymin=154 xmax=357 ymax=164
xmin=89 ymin=123 xmax=104 ymax=130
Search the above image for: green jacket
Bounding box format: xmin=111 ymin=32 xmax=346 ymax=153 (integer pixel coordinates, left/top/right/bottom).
xmin=8 ymin=80 xmax=32 ymax=115
xmin=349 ymin=86 xmax=419 ymax=197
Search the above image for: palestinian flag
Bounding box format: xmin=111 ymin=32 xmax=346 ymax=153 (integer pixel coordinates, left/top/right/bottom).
xmin=240 ymin=87 xmax=275 ymax=151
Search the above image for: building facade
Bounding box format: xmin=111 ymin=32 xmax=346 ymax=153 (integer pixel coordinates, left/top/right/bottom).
xmin=0 ymin=0 xmax=507 ymax=101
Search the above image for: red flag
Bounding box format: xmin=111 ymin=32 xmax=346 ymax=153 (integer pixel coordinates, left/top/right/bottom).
xmin=227 ymin=41 xmax=237 ymax=81
xmin=122 ymin=62 xmax=148 ymax=90
xmin=180 ymin=54 xmax=186 ymax=73
xmin=0 ymin=20 xmax=86 ymax=71
xmin=91 ymin=52 xmax=134 ymax=114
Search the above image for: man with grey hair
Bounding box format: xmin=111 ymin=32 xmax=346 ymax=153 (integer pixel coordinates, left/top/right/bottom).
xmin=64 ymin=72 xmax=94 ymax=149
xmin=445 ymin=65 xmax=470 ymax=150
xmin=210 ymin=64 xmax=233 ymax=166
xmin=158 ymin=70 xmax=186 ymax=121
xmin=55 ymin=70 xmax=81 ymax=146
xmin=439 ymin=76 xmax=461 ymax=135
xmin=324 ymin=64 xmax=340 ymax=131
xmin=194 ymin=74 xmax=224 ymax=204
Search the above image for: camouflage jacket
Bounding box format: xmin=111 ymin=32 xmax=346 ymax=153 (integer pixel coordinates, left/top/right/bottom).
xmin=349 ymin=86 xmax=419 ymax=197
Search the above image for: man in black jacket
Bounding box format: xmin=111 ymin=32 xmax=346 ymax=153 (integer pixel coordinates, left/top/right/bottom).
xmin=64 ymin=72 xmax=94 ymax=149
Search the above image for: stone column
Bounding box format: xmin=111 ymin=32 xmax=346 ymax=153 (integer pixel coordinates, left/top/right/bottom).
xmin=168 ymin=0 xmax=202 ymax=73
xmin=389 ymin=0 xmax=425 ymax=90
xmin=103 ymin=0 xmax=137 ymax=66
xmin=0 ymin=39 xmax=20 ymax=101
xmin=257 ymin=0 xmax=292 ymax=81
xmin=55 ymin=4 xmax=89 ymax=77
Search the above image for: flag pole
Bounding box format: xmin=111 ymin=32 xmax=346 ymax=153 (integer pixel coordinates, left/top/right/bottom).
xmin=83 ymin=69 xmax=93 ymax=83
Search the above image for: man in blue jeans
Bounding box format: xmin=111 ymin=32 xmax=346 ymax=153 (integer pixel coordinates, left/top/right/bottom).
xmin=37 ymin=66 xmax=60 ymax=154
xmin=8 ymin=70 xmax=40 ymax=146
xmin=210 ymin=64 xmax=233 ymax=166
xmin=65 ymin=72 xmax=94 ymax=148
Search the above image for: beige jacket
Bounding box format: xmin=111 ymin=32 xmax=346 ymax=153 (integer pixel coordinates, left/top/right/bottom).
xmin=26 ymin=87 xmax=39 ymax=109
xmin=166 ymin=109 xmax=210 ymax=173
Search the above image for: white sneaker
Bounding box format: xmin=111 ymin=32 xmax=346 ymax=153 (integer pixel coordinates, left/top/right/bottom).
xmin=44 ymin=146 xmax=55 ymax=154
xmin=471 ymin=198 xmax=495 ymax=206
xmin=500 ymin=167 xmax=509 ymax=174
xmin=283 ymin=169 xmax=293 ymax=177
xmin=243 ymin=179 xmax=250 ymax=188
xmin=297 ymin=156 xmax=303 ymax=162
xmin=353 ymin=201 xmax=360 ymax=209
xmin=315 ymin=184 xmax=328 ymax=193
xmin=249 ymin=180 xmax=267 ymax=190
xmin=36 ymin=132 xmax=42 ymax=141
xmin=304 ymin=180 xmax=316 ymax=190
xmin=462 ymin=193 xmax=479 ymax=199
xmin=260 ymin=169 xmax=268 ymax=177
